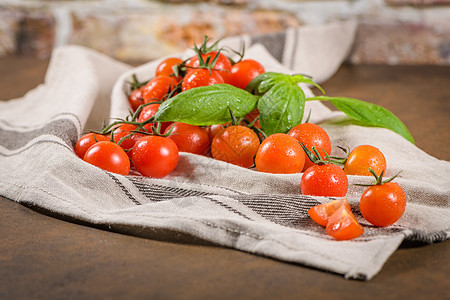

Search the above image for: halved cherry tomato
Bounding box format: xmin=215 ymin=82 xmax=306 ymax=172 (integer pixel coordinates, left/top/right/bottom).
xmin=164 ymin=122 xmax=210 ymax=155
xmin=308 ymin=198 xmax=351 ymax=227
xmin=326 ymin=205 xmax=364 ymax=240
xmin=255 ymin=133 xmax=305 ymax=174
xmin=228 ymin=59 xmax=265 ymax=89
xmin=181 ymin=68 xmax=224 ymax=91
xmin=131 ymin=136 xmax=179 ymax=178
xmin=186 ymin=51 xmax=231 ymax=82
xmin=288 ymin=123 xmax=331 ymax=172
xmin=360 ymin=181 xmax=406 ymax=227
xmin=83 ymin=141 xmax=130 ymax=175
xmin=211 ymin=125 xmax=260 ymax=168
xmin=142 ymin=75 xmax=178 ymax=103
xmin=344 ymin=145 xmax=387 ymax=176
xmin=301 ymin=164 xmax=348 ymax=197
xmin=74 ymin=133 xmax=108 ymax=159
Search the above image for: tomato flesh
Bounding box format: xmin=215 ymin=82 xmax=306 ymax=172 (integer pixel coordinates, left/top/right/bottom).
xmin=326 ymin=205 xmax=364 ymax=240
xmin=308 ymin=198 xmax=351 ymax=227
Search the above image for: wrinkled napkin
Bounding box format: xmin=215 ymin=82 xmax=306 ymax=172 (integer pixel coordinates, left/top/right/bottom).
xmin=1 ymin=20 xmax=449 ymax=280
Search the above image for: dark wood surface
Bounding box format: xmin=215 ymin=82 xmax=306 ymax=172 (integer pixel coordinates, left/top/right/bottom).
xmin=1 ymin=56 xmax=449 ymax=299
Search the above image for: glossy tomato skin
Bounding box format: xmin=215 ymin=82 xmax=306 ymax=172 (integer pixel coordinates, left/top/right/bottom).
xmin=255 ymin=133 xmax=305 ymax=174
xmin=288 ymin=123 xmax=331 ymax=172
xmin=110 ymin=124 xmax=144 ymax=157
xmin=181 ymin=68 xmax=224 ymax=91
xmin=74 ymin=133 xmax=108 ymax=159
xmin=131 ymin=136 xmax=179 ymax=178
xmin=211 ymin=125 xmax=260 ymax=168
xmin=360 ymin=182 xmax=406 ymax=227
xmin=301 ymin=164 xmax=348 ymax=197
xmin=228 ymin=59 xmax=265 ymax=89
xmin=155 ymin=57 xmax=183 ymax=80
xmin=344 ymin=145 xmax=387 ymax=176
xmin=142 ymin=75 xmax=178 ymax=103
xmin=83 ymin=141 xmax=130 ymax=175
xmin=128 ymin=86 xmax=145 ymax=112
xmin=186 ymin=51 xmax=231 ymax=82
xmin=308 ymin=198 xmax=351 ymax=227
xmin=164 ymin=122 xmax=210 ymax=155
xmin=326 ymin=205 xmax=364 ymax=241
xmin=137 ymin=103 xmax=171 ymax=133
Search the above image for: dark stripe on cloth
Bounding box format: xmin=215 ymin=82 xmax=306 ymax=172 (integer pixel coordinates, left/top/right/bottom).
xmin=251 ymin=31 xmax=286 ymax=62
xmin=0 ymin=118 xmax=79 ymax=150
xmin=106 ymin=172 xmax=142 ymax=205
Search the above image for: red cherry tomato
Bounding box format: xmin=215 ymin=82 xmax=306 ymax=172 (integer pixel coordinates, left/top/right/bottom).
xmin=142 ymin=75 xmax=178 ymax=103
xmin=181 ymin=68 xmax=224 ymax=92
xmin=155 ymin=57 xmax=183 ymax=80
xmin=344 ymin=145 xmax=387 ymax=176
xmin=164 ymin=122 xmax=210 ymax=155
xmin=110 ymin=123 xmax=145 ymax=157
xmin=128 ymin=86 xmax=145 ymax=112
xmin=360 ymin=181 xmax=406 ymax=227
xmin=301 ymin=164 xmax=348 ymax=197
xmin=83 ymin=141 xmax=130 ymax=175
xmin=206 ymin=124 xmax=227 ymax=141
xmin=228 ymin=59 xmax=265 ymax=89
xmin=131 ymin=136 xmax=179 ymax=178
xmin=308 ymin=198 xmax=351 ymax=227
xmin=255 ymin=133 xmax=305 ymax=174
xmin=288 ymin=123 xmax=331 ymax=172
xmin=74 ymin=133 xmax=108 ymax=159
xmin=186 ymin=51 xmax=231 ymax=82
xmin=211 ymin=125 xmax=260 ymax=168
xmin=326 ymin=205 xmax=364 ymax=240
xmin=137 ymin=103 xmax=171 ymax=133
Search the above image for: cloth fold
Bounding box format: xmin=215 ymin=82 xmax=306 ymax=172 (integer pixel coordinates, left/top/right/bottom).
xmin=1 ymin=21 xmax=449 ymax=280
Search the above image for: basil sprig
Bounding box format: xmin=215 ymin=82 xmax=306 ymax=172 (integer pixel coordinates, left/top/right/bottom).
xmin=154 ymin=84 xmax=258 ymax=125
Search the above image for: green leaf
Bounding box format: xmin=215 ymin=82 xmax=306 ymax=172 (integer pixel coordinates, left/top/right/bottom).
xmin=154 ymin=84 xmax=258 ymax=125
xmin=246 ymin=72 xmax=290 ymax=94
xmin=258 ymin=81 xmax=306 ymax=136
xmin=307 ymin=95 xmax=414 ymax=143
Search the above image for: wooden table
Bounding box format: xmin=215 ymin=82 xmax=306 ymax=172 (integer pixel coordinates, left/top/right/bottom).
xmin=1 ymin=57 xmax=449 ymax=299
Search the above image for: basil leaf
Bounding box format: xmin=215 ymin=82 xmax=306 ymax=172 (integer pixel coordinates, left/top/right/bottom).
xmin=307 ymin=95 xmax=414 ymax=143
xmin=258 ymin=81 xmax=306 ymax=135
xmin=154 ymin=84 xmax=258 ymax=125
xmin=246 ymin=72 xmax=290 ymax=95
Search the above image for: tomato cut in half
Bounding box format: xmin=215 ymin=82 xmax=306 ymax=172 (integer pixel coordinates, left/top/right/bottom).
xmin=326 ymin=205 xmax=364 ymax=241
xmin=308 ymin=198 xmax=351 ymax=227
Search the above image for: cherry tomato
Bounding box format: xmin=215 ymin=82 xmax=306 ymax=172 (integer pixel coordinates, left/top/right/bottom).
xmin=344 ymin=145 xmax=387 ymax=176
xmin=83 ymin=141 xmax=130 ymax=175
xmin=228 ymin=59 xmax=265 ymax=89
xmin=164 ymin=122 xmax=210 ymax=155
xmin=110 ymin=123 xmax=145 ymax=157
xmin=301 ymin=164 xmax=348 ymax=197
xmin=181 ymin=68 xmax=224 ymax=92
xmin=131 ymin=136 xmax=179 ymax=178
xmin=186 ymin=51 xmax=231 ymax=82
xmin=326 ymin=205 xmax=364 ymax=240
xmin=211 ymin=125 xmax=260 ymax=168
xmin=288 ymin=123 xmax=331 ymax=172
xmin=255 ymin=133 xmax=305 ymax=174
xmin=360 ymin=181 xmax=406 ymax=227
xmin=74 ymin=133 xmax=108 ymax=159
xmin=137 ymin=103 xmax=171 ymax=133
xmin=142 ymin=75 xmax=178 ymax=103
xmin=128 ymin=86 xmax=145 ymax=112
xmin=155 ymin=57 xmax=183 ymax=80
xmin=308 ymin=198 xmax=351 ymax=227
xmin=206 ymin=124 xmax=227 ymax=141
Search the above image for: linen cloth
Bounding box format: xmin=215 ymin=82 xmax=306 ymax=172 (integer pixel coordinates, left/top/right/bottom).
xmin=0 ymin=20 xmax=449 ymax=280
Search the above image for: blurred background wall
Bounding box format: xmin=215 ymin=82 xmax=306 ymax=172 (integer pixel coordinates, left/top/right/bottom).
xmin=0 ymin=0 xmax=449 ymax=65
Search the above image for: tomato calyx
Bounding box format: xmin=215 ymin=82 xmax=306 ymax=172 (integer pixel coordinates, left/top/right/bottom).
xmin=124 ymin=74 xmax=149 ymax=97
xmin=355 ymin=168 xmax=402 ymax=187
xmin=300 ymin=144 xmax=343 ymax=166
xmin=226 ymin=107 xmax=267 ymax=143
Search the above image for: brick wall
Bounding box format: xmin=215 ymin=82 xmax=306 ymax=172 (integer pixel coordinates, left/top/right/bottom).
xmin=0 ymin=0 xmax=449 ymax=65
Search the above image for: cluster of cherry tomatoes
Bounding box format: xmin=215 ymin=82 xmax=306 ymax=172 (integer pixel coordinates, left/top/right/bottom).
xmin=74 ymin=39 xmax=407 ymax=241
